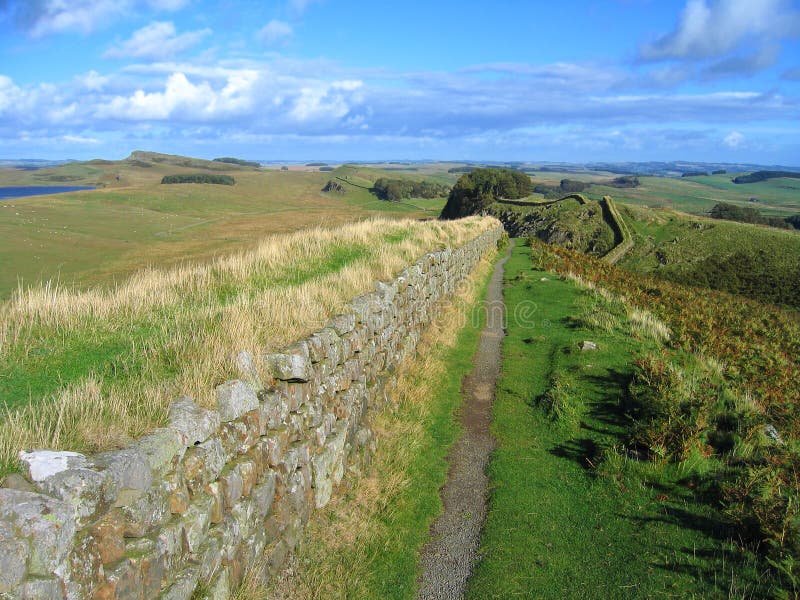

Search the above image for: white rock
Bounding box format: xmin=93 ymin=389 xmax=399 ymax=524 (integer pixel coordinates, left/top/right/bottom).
xmin=18 ymin=450 xmax=88 ymax=483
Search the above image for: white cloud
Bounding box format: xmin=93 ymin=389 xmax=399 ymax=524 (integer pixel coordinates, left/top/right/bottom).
xmin=98 ymin=71 xmax=258 ymax=120
xmin=62 ymin=134 xmax=100 ymax=144
xmin=724 ymin=130 xmax=745 ymax=148
xmin=257 ymin=20 xmax=293 ymax=45
xmin=640 ymin=0 xmax=800 ymax=61
xmin=105 ymin=21 xmax=210 ymax=60
xmin=77 ymin=70 xmax=109 ymax=91
xmin=7 ymin=0 xmax=190 ymax=37
xmin=290 ymin=80 xmax=363 ymax=122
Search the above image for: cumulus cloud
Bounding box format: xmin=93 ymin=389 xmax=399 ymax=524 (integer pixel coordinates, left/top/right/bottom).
xmin=257 ymin=20 xmax=293 ymax=46
xmin=724 ymin=130 xmax=745 ymax=148
xmin=98 ymin=71 xmax=259 ymax=121
xmin=104 ymin=21 xmax=211 ymax=60
xmin=640 ymin=0 xmax=800 ymax=61
xmin=290 ymin=80 xmax=363 ymax=122
xmin=2 ymin=0 xmax=189 ymax=36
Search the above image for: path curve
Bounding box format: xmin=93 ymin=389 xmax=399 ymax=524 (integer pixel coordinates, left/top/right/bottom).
xmin=416 ymin=239 xmax=513 ymax=599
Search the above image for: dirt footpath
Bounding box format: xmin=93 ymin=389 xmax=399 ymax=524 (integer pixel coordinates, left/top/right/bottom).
xmin=416 ymin=240 xmax=512 ymax=599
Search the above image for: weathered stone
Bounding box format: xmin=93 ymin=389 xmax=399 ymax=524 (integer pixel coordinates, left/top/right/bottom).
xmin=251 ymin=472 xmax=276 ymax=519
xmin=89 ymin=511 xmax=126 ymax=564
xmin=219 ymin=414 xmax=258 ymax=457
xmin=258 ymin=391 xmax=288 ymax=432
xmin=119 ymin=479 xmax=172 ymax=537
xmin=155 ymin=517 xmax=186 ymax=573
xmin=160 ymin=564 xmax=199 ymax=600
xmin=98 ymin=557 xmax=141 ymax=600
xmin=265 ymin=344 xmax=312 ymax=382
xmin=200 ymin=568 xmax=230 ymax=600
xmin=182 ymin=437 xmax=225 ymax=495
xmin=235 ymin=350 xmax=262 ymax=390
xmin=0 ymin=489 xmax=75 ymax=577
xmin=168 ymin=396 xmax=221 ymax=447
xmin=37 ymin=467 xmax=116 ymax=527
xmin=330 ymin=313 xmax=356 ymax=336
xmin=1 ymin=473 xmax=35 ymax=493
xmin=310 ymin=423 xmax=348 ymax=508
xmin=216 ymin=380 xmax=258 ymax=423
xmin=92 ymin=447 xmax=152 ymax=506
xmin=21 ymin=577 xmax=62 ymax=599
xmin=67 ymin=530 xmax=103 ymax=598
xmin=219 ymin=466 xmax=243 ymax=511
xmin=18 ymin=450 xmax=89 ymax=483
xmin=132 ymin=428 xmax=184 ymax=475
xmin=181 ymin=493 xmax=214 ymax=553
xmin=0 ymin=520 xmax=27 ymax=594
xmin=580 ymin=340 xmax=599 ymax=351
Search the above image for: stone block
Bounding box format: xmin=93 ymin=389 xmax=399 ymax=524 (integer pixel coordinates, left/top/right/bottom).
xmin=265 ymin=343 xmax=312 ymax=382
xmin=181 ymin=437 xmax=225 ymax=496
xmin=37 ymin=467 xmax=117 ymax=527
xmin=17 ymin=450 xmax=88 ymax=483
xmin=0 ymin=489 xmax=75 ymax=578
xmin=0 ymin=520 xmax=27 ymax=594
xmin=168 ymin=396 xmax=221 ymax=447
xmin=216 ymin=380 xmax=258 ymax=423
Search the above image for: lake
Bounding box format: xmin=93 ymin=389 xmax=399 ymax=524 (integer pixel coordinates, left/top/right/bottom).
xmin=0 ymin=186 xmax=95 ymax=201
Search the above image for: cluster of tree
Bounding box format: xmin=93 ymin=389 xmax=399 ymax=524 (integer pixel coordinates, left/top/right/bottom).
xmin=372 ymin=178 xmax=451 ymax=202
xmin=664 ymin=250 xmax=800 ymax=309
xmin=440 ymin=168 xmax=532 ymax=219
xmin=306 ymin=162 xmax=328 ymax=167
xmin=532 ymin=179 xmax=591 ymax=199
xmin=712 ymin=169 xmax=726 ymax=175
xmin=447 ymin=166 xmax=476 ymax=174
xmin=212 ymin=157 xmax=261 ymax=168
xmin=732 ymin=170 xmax=800 ymax=184
xmin=322 ymin=180 xmax=345 ymax=193
xmin=605 ymin=175 xmax=640 ymax=188
xmin=319 ymin=166 xmax=335 ymax=172
xmin=682 ymin=171 xmax=708 ymax=177
xmin=709 ymin=202 xmax=799 ymax=230
xmin=161 ymin=174 xmax=235 ymax=185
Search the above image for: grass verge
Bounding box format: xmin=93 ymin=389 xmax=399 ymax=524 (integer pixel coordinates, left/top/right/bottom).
xmin=235 ymin=243 xmax=499 ymax=599
xmin=468 ymin=241 xmax=766 ymax=598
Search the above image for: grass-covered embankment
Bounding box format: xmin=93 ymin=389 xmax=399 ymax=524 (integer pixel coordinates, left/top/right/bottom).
xmin=0 ymin=216 xmax=498 ymax=476
xmin=239 ymin=238 xmax=501 ymax=599
xmin=469 ymin=242 xmax=766 ymax=598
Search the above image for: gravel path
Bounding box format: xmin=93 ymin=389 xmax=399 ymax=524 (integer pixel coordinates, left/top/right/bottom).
xmin=416 ymin=240 xmax=512 ymax=600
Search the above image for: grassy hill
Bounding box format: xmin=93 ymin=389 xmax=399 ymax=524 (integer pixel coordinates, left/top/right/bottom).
xmin=0 ymin=156 xmax=447 ymax=300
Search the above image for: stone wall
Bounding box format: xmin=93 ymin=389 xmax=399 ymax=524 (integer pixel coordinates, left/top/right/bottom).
xmin=0 ymin=225 xmax=503 ymax=600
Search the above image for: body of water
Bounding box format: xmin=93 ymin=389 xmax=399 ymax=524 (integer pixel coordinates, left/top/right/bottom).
xmin=0 ymin=186 xmax=95 ymax=201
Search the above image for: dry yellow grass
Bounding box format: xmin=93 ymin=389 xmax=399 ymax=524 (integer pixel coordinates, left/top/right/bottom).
xmin=243 ymin=248 xmax=497 ymax=599
xmin=0 ymin=216 xmax=498 ymax=472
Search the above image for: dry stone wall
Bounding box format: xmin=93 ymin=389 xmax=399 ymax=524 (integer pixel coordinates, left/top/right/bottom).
xmin=0 ymin=225 xmax=503 ymax=600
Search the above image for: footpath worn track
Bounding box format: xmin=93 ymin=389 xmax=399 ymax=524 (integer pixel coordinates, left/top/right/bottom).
xmin=416 ymin=240 xmax=512 ymax=599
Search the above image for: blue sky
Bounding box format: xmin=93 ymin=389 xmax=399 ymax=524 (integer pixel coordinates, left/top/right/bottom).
xmin=1 ymin=0 xmax=799 ymax=163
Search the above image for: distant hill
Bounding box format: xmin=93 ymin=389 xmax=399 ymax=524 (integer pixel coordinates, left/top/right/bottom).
xmin=125 ymin=151 xmax=248 ymax=171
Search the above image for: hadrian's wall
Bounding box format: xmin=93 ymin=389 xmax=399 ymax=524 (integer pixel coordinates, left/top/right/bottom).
xmin=0 ymin=225 xmax=503 ymax=600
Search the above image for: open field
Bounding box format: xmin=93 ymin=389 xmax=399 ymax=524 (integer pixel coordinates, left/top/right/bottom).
xmin=0 ymin=216 xmax=496 ymax=475
xmin=0 ymin=155 xmax=447 ymax=300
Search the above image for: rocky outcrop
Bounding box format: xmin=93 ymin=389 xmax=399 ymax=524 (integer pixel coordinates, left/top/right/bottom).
xmin=0 ymin=225 xmax=502 ymax=599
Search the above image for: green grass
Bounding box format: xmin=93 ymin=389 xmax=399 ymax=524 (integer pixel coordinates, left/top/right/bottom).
xmin=468 ymin=242 xmax=765 ymax=598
